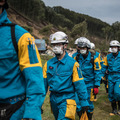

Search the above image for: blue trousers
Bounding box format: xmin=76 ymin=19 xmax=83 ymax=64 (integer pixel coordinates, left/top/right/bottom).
xmin=87 ymin=87 xmax=94 ymax=113
xmin=108 ymin=80 xmax=120 ymax=102
xmin=50 ymin=92 xmax=76 ymax=120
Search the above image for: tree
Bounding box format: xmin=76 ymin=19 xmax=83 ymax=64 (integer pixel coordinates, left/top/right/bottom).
xmin=112 ymin=21 xmax=120 ymax=41
xmin=71 ymin=21 xmax=88 ymax=38
xmin=9 ymin=0 xmax=46 ymax=22
xmin=102 ymin=26 xmax=113 ymax=41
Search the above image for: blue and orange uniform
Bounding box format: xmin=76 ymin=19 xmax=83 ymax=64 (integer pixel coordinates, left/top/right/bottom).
xmin=0 ymin=10 xmax=45 ymax=120
xmin=73 ymin=51 xmax=101 ymax=113
xmin=43 ymin=52 xmax=89 ymax=120
xmin=102 ymin=52 xmax=120 ymax=102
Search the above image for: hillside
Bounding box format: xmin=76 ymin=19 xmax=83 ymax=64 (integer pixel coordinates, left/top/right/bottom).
xmin=7 ymin=7 xmax=45 ymax=39
xmin=7 ymin=7 xmax=105 ymax=52
xmin=7 ymin=0 xmax=120 ymax=52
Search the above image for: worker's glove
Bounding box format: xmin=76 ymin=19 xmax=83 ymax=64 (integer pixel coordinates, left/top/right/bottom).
xmin=93 ymin=87 xmax=99 ymax=95
xmin=81 ymin=106 xmax=89 ymax=113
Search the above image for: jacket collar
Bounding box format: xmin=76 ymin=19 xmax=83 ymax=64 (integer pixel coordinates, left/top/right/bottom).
xmin=0 ymin=9 xmax=10 ymax=25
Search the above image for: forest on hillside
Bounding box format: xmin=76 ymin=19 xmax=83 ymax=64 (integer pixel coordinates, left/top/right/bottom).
xmin=8 ymin=0 xmax=120 ymax=51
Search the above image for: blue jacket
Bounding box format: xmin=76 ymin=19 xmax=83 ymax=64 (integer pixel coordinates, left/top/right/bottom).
xmin=43 ymin=52 xmax=89 ymax=107
xmin=0 ymin=10 xmax=45 ymax=119
xmin=96 ymin=51 xmax=102 ymax=60
xmin=95 ymin=51 xmax=103 ymax=67
xmin=102 ymin=52 xmax=120 ymax=81
xmin=72 ymin=51 xmax=101 ymax=87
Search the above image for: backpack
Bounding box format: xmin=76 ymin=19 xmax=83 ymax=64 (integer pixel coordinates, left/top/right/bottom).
xmin=0 ymin=23 xmax=18 ymax=53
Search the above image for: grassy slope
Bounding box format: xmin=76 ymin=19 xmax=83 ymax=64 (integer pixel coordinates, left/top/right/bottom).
xmin=41 ymin=55 xmax=120 ymax=120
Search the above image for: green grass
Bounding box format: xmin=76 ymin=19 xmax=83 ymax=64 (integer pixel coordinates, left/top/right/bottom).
xmin=40 ymin=55 xmax=53 ymax=67
xmin=41 ymin=55 xmax=120 ymax=120
xmin=93 ymin=84 xmax=120 ymax=120
xmin=42 ymin=94 xmax=54 ymax=120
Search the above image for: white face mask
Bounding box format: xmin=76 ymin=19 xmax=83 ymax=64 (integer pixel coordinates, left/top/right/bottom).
xmin=80 ymin=49 xmax=87 ymax=55
xmin=52 ymin=46 xmax=63 ymax=55
xmin=111 ymin=48 xmax=118 ymax=53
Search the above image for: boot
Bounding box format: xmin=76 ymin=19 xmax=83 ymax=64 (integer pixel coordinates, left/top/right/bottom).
xmin=87 ymin=112 xmax=93 ymax=120
xmin=106 ymin=88 xmax=108 ymax=93
xmin=110 ymin=101 xmax=117 ymax=116
xmin=118 ymin=101 xmax=120 ymax=115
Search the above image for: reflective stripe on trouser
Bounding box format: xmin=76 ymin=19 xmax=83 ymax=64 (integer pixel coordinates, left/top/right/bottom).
xmin=87 ymin=87 xmax=94 ymax=113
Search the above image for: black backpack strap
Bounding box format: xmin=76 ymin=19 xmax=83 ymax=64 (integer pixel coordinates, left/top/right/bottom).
xmin=11 ymin=24 xmax=18 ymax=54
xmin=90 ymin=52 xmax=95 ymax=67
xmin=0 ymin=23 xmax=18 ymax=54
xmin=76 ymin=53 xmax=80 ymax=62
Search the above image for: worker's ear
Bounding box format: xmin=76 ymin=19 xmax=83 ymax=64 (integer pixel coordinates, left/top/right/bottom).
xmin=64 ymin=44 xmax=67 ymax=49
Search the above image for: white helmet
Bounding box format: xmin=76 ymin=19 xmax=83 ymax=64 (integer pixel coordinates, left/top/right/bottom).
xmin=75 ymin=37 xmax=91 ymax=48
xmin=90 ymin=42 xmax=95 ymax=49
xmin=108 ymin=48 xmax=112 ymax=53
xmin=50 ymin=31 xmax=68 ymax=44
xmin=74 ymin=39 xmax=78 ymax=45
xmin=110 ymin=40 xmax=120 ymax=47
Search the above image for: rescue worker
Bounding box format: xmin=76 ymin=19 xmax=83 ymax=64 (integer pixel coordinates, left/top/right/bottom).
xmin=43 ymin=31 xmax=89 ymax=120
xmin=105 ymin=48 xmax=113 ymax=93
xmin=90 ymin=42 xmax=103 ymax=101
xmin=0 ymin=0 xmax=45 ymax=120
xmin=72 ymin=37 xmax=101 ymax=120
xmin=72 ymin=39 xmax=81 ymax=59
xmin=90 ymin=42 xmax=103 ymax=67
xmin=102 ymin=48 xmax=112 ymax=93
xmin=102 ymin=40 xmax=120 ymax=115
xmin=90 ymin=43 xmax=103 ymax=62
xmin=90 ymin=42 xmax=103 ymax=73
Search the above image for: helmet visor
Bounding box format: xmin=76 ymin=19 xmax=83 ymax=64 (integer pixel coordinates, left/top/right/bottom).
xmin=78 ymin=42 xmax=87 ymax=48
